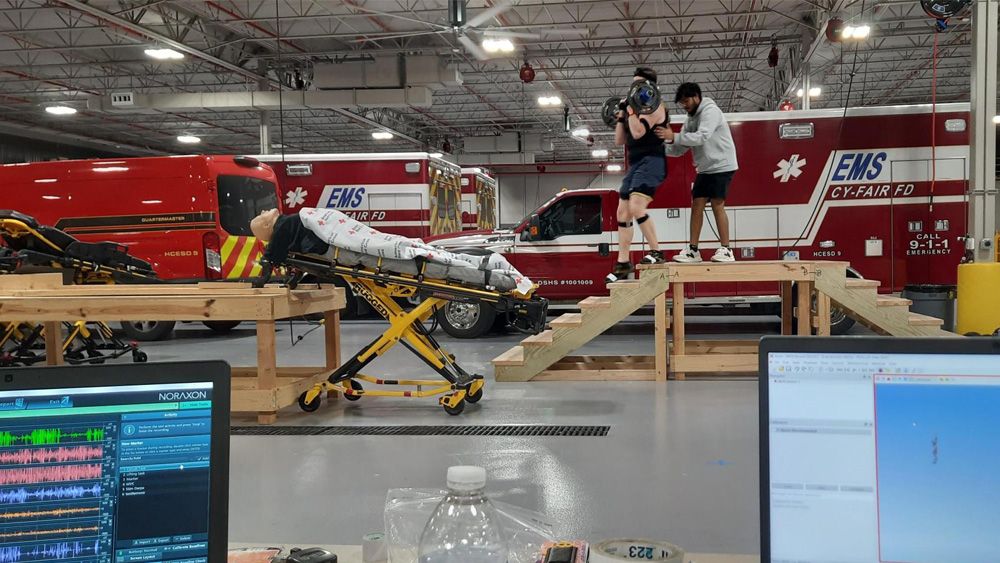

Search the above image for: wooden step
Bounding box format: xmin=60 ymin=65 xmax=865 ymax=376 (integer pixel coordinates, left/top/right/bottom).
xmin=579 ymin=296 xmax=612 ymax=309
xmin=550 ymin=313 xmax=583 ymax=328
xmin=606 ymin=280 xmax=640 ymax=290
xmin=908 ymin=313 xmax=944 ymax=327
xmin=520 ymin=329 xmax=554 ymax=347
xmin=876 ymin=296 xmax=913 ymax=307
xmin=845 ymin=279 xmax=880 ymax=289
xmin=492 ymin=346 xmax=524 ymax=367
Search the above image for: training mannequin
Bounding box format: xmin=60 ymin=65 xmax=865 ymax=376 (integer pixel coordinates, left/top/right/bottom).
xmin=251 ymin=208 xmax=329 ymax=264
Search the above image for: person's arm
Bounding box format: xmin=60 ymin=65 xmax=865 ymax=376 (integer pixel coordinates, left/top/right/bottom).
xmin=663 ymin=141 xmax=689 ymax=157
xmin=674 ymin=105 xmax=723 ymax=147
xmin=627 ymin=111 xmax=646 ymax=140
xmin=614 ymin=100 xmax=628 ymax=146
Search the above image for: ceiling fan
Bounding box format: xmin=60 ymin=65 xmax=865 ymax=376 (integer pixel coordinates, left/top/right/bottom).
xmin=350 ymin=0 xmax=589 ymax=60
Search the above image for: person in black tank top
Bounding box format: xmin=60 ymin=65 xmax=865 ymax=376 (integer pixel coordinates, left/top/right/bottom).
xmin=607 ymin=67 xmax=669 ymax=283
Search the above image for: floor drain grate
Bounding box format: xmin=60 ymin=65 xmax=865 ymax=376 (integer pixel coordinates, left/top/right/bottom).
xmin=231 ymin=425 xmax=610 ymax=437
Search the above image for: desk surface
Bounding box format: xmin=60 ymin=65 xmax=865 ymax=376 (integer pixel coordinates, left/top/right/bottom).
xmin=229 ymin=544 xmax=759 ymax=563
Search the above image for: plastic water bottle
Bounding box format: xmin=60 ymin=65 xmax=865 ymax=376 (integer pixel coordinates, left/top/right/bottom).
xmin=417 ymin=466 xmax=508 ymax=563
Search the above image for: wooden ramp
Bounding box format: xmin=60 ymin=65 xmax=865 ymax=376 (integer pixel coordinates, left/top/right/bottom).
xmin=493 ymin=261 xmax=952 ymax=382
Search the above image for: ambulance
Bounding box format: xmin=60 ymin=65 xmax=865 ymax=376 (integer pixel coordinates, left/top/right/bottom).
xmin=460 ymin=167 xmax=499 ymax=231
xmin=1 ymin=155 xmax=282 ymax=339
xmin=427 ymin=103 xmax=976 ymax=338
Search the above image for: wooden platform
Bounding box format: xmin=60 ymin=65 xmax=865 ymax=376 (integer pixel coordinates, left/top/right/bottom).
xmin=493 ymin=260 xmax=952 ymax=382
xmin=0 ymin=274 xmax=345 ymax=424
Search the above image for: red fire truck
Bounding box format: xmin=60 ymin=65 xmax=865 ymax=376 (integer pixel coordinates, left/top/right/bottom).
xmin=2 ymin=155 xmax=282 ymax=339
xmin=460 ymin=167 xmax=499 ymax=231
xmin=256 ymin=152 xmax=464 ymax=239
xmin=426 ymin=103 xmax=974 ymax=338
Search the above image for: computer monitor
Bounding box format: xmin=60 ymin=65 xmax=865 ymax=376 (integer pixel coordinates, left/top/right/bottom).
xmin=759 ymin=336 xmax=1000 ymax=563
xmin=0 ymin=361 xmax=230 ymax=563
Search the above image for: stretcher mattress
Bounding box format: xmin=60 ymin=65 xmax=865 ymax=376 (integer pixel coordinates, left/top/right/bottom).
xmin=299 ymin=208 xmax=533 ymax=295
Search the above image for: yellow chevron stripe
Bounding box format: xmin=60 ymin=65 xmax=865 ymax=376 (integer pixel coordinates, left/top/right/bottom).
xmin=229 ymin=237 xmax=255 ymax=279
xmin=221 ymin=235 xmax=239 ymax=262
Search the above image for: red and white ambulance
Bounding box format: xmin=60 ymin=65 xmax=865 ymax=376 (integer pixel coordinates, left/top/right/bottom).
xmin=256 ymin=152 xmax=464 ymax=239
xmin=2 ymin=154 xmax=282 ymax=339
xmin=460 ymin=167 xmax=499 ymax=231
xmin=427 ymin=103 xmax=976 ymax=337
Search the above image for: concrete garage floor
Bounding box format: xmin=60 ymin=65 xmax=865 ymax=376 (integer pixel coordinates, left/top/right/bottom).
xmin=136 ymin=314 xmax=869 ymax=555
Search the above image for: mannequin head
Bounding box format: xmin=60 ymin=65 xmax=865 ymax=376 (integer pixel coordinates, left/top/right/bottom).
xmin=250 ymin=208 xmax=280 ymax=241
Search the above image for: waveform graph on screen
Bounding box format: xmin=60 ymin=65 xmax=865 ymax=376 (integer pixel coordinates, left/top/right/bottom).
xmin=0 ymin=447 xmax=103 ymax=467
xmin=0 ymin=505 xmax=101 ymax=523
xmin=0 ymin=466 xmax=102 ymax=487
xmin=0 ymin=428 xmax=105 ymax=448
xmin=0 ymin=540 xmax=100 ymax=563
xmin=0 ymin=485 xmax=103 ymax=506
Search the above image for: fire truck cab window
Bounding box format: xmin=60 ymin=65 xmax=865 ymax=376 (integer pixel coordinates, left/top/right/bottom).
xmin=538 ymin=195 xmax=602 ymax=240
xmin=217 ymin=175 xmax=280 ymax=236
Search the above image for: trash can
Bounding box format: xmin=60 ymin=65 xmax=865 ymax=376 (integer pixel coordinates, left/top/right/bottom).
xmin=901 ymin=284 xmax=957 ymax=333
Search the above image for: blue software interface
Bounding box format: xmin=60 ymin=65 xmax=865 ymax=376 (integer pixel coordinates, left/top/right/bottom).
xmin=0 ymin=383 xmax=214 ymax=563
xmin=767 ymin=352 xmax=1000 ymax=563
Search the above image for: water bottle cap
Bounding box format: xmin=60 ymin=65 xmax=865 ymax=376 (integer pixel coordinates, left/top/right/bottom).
xmin=446 ymin=465 xmax=486 ymax=491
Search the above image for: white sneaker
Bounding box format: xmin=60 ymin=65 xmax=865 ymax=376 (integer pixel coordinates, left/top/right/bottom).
xmin=673 ymin=248 xmax=702 ymax=263
xmin=712 ymin=247 xmax=736 ymax=262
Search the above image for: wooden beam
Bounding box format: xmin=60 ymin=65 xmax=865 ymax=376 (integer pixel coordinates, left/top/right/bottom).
xmin=797 ymin=281 xmax=813 ymax=335
xmin=671 ymin=353 xmax=759 ymax=373
xmin=324 ymin=310 xmax=341 ymax=399
xmin=685 ymin=340 xmax=759 ymax=355
xmin=534 ymin=368 xmax=656 ymax=381
xmin=0 ymin=273 xmax=64 ymax=290
xmin=781 ymin=281 xmax=794 ymax=335
xmin=255 ymin=319 xmax=277 ymax=425
xmin=641 ymin=260 xmax=820 ymax=282
xmin=816 ymin=291 xmax=832 ymax=336
xmin=43 ymin=321 xmax=63 ymax=365
xmin=655 ymin=291 xmax=668 ymax=381
xmin=672 ymin=282 xmax=686 ymax=380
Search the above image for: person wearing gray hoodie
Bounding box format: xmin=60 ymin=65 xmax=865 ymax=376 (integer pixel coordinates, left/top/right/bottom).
xmin=656 ymin=82 xmax=739 ymax=263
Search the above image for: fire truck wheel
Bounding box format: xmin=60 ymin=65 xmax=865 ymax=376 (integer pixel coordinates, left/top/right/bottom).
xmin=119 ymin=321 xmax=176 ymax=341
xmin=202 ymin=321 xmax=242 ymax=333
xmin=437 ymin=301 xmax=497 ymax=339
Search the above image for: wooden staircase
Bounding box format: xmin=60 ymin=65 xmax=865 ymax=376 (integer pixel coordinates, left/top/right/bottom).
xmin=494 ymin=261 xmax=953 ymax=382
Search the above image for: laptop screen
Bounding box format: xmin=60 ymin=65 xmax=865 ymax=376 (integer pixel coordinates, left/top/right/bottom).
xmin=0 ymin=382 xmax=217 ymax=563
xmin=764 ymin=350 xmax=1000 ymax=563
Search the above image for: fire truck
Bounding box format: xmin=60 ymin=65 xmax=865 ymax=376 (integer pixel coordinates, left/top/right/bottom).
xmin=256 ymin=152 xmax=464 ymax=239
xmin=426 ymin=103 xmax=975 ymax=338
xmin=1 ymin=155 xmax=282 ymax=340
xmin=460 ymin=167 xmax=499 ymax=231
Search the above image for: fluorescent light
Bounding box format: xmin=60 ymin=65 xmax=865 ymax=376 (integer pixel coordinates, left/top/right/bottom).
xmin=537 ymin=96 xmax=561 ymax=106
xmin=93 ymin=167 xmax=129 ymax=172
xmin=993 ymin=115 xmax=1000 ymax=124
xmin=606 ymin=164 xmax=623 ymax=172
xmin=841 ymin=25 xmax=856 ymax=38
xmin=372 ymin=131 xmax=393 ymax=140
xmin=142 ymin=200 xmax=163 ymax=204
xmin=177 ymin=135 xmax=201 ymax=144
xmin=852 ymin=25 xmax=871 ymax=38
xmin=42 ymin=196 xmax=60 ymax=200
xmin=592 ymin=149 xmax=609 ymax=158
xmin=429 ymin=152 xmax=443 ymax=158
xmin=145 ymin=48 xmax=184 ymax=60
xmin=45 ymin=105 xmax=76 ymax=115
xmin=482 ymin=38 xmax=514 ymax=53
xmin=34 ymin=178 xmax=57 ymax=183
xmin=571 ymin=127 xmax=590 ymax=138
xmin=809 ymin=87 xmax=822 ymax=97
xmin=796 ymin=88 xmax=804 ymax=97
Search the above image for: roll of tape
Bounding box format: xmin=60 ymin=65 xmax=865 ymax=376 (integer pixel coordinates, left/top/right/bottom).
xmin=588 ymin=539 xmax=684 ymax=563
xmin=362 ymin=532 xmax=387 ymax=563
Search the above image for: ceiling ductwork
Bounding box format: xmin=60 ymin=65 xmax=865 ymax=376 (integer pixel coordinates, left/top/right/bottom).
xmin=312 ymin=55 xmax=463 ymax=90
xmin=463 ymin=132 xmax=553 ymax=154
xmin=87 ymin=88 xmax=434 ymax=113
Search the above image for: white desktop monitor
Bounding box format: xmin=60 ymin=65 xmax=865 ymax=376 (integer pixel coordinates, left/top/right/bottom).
xmin=759 ymin=337 xmax=1000 ymax=563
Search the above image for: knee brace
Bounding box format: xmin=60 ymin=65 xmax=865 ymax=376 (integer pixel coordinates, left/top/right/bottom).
xmin=636 ymin=214 xmax=650 ymax=225
xmin=618 ymin=221 xmax=634 ymax=228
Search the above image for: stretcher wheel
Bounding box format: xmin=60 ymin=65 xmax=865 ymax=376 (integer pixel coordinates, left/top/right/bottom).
xmin=465 ymin=386 xmax=483 ymax=404
xmin=343 ymin=380 xmax=363 ymax=402
xmin=443 ymin=400 xmax=465 ymax=416
xmin=298 ymin=392 xmax=321 ymax=412
xmin=132 ymin=351 xmax=147 ymax=363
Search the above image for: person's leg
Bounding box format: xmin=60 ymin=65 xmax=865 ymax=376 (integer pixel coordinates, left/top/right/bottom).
xmin=630 ymin=195 xmax=658 ymax=251
xmin=616 ymin=197 xmax=634 ymax=263
xmin=690 ymin=197 xmax=708 ymax=246
xmin=710 ymin=198 xmax=730 ymax=247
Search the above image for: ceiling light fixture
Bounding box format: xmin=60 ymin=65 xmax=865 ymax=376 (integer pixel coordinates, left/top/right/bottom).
xmin=606 ymin=164 xmax=623 ymax=172
xmin=45 ymin=105 xmax=77 ymax=115
xmin=993 ymin=115 xmax=1000 ymax=124
xmin=372 ymin=131 xmax=394 ymax=140
xmin=841 ymin=24 xmax=871 ymax=39
xmin=537 ymin=96 xmax=562 ymax=106
xmin=482 ymin=38 xmax=515 ymax=53
xmin=592 ymin=149 xmax=609 ymax=158
xmin=176 ymin=135 xmax=201 ymax=144
xmin=571 ymin=127 xmax=590 ymax=138
xmin=809 ymin=87 xmax=822 ymax=97
xmin=145 ymin=48 xmax=184 ymax=60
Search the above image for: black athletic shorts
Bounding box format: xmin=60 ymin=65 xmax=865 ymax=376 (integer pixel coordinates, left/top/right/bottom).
xmin=619 ymin=155 xmax=666 ymax=200
xmin=691 ymin=170 xmax=736 ymax=200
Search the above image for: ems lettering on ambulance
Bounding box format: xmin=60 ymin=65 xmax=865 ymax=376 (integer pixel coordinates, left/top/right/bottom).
xmin=221 ymin=236 xmax=265 ymax=279
xmin=825 ymin=151 xmax=917 ymax=200
xmin=315 ymin=185 xmax=386 ymax=222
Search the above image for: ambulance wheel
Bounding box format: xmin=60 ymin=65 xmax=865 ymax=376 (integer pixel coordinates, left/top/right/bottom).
xmin=203 ymin=321 xmax=241 ymax=333
xmin=298 ymin=392 xmax=321 ymax=412
xmin=132 ymin=351 xmax=148 ymax=363
xmin=344 ymin=380 xmax=363 ymax=402
xmin=438 ymin=302 xmax=496 ymax=339
xmin=465 ymin=386 xmax=483 ymax=404
xmin=120 ymin=320 xmax=176 ymax=341
xmin=443 ymin=400 xmax=466 ymax=416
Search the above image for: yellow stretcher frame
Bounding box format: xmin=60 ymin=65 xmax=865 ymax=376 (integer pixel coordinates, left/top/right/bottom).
xmin=274 ymin=251 xmax=545 ymax=416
